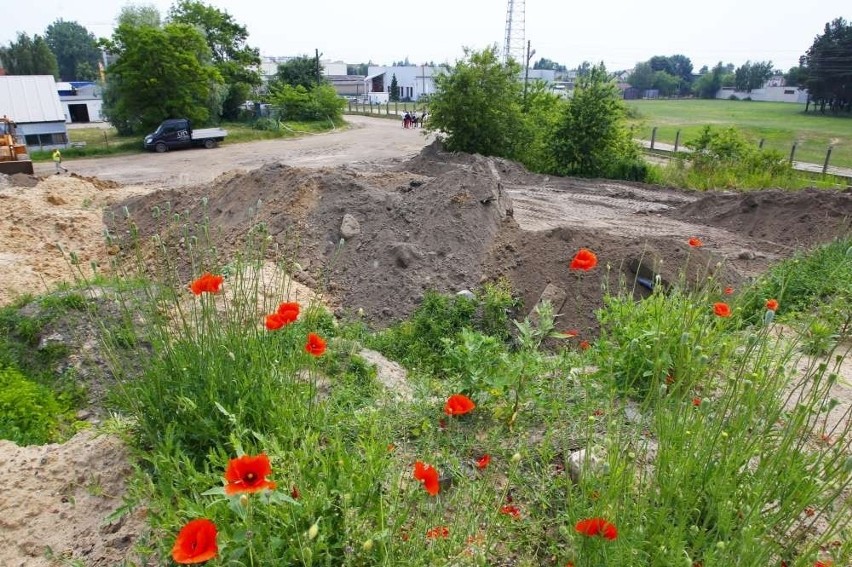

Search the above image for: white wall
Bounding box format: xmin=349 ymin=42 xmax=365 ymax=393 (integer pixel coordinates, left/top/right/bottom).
xmin=366 ymin=65 xmax=439 ymax=100
xmin=717 ymin=86 xmax=808 ymax=103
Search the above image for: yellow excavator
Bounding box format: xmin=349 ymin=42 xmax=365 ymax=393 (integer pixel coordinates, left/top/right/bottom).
xmin=0 ymin=116 xmax=34 ymax=175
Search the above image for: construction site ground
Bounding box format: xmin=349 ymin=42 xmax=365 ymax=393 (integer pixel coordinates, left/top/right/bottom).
xmin=0 ymin=115 xmax=850 ymax=566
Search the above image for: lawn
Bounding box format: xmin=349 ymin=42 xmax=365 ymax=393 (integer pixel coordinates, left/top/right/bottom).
xmin=626 ymin=99 xmax=852 ymax=169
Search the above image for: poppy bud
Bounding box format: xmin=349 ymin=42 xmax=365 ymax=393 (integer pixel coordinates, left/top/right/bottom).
xmin=239 ymin=494 xmax=249 ymax=507
xmin=511 ymin=452 xmax=521 ymax=463
xmin=362 ymin=539 xmax=374 ymax=552
xmin=308 ymin=522 xmax=319 ymax=540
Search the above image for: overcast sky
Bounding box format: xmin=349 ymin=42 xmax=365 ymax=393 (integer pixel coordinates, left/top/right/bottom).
xmin=3 ymin=0 xmax=849 ymax=72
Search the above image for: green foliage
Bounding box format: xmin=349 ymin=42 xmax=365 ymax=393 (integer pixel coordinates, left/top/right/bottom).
xmin=426 ymin=46 xmax=527 ymax=159
xmin=0 ymin=32 xmax=59 ymax=78
xmin=273 ymin=56 xmax=323 ymax=90
xmin=549 ymin=64 xmax=640 ymax=178
xmin=389 ymin=73 xmax=400 ymax=102
xmin=734 ymin=60 xmax=775 ymax=93
xmin=627 ymin=62 xmax=655 ymax=91
xmin=269 ymin=83 xmax=344 ymax=122
xmin=102 ymin=22 xmax=223 ymax=135
xmin=738 ymin=237 xmax=852 ymax=324
xmin=116 ymin=5 xmax=162 ymax=28
xmin=516 ymin=81 xmax=563 ymax=173
xmin=692 ymin=62 xmax=729 ymax=99
xmin=802 ymin=17 xmax=852 ymax=113
xmin=0 ymin=366 xmax=61 ymax=445
xmin=662 ymin=125 xmax=794 ymax=189
xmin=168 ymin=0 xmax=262 ymax=120
xmin=44 ymin=20 xmax=101 ymax=81
xmin=369 ymin=285 xmax=517 ymax=375
xmin=596 ymin=287 xmax=731 ymax=396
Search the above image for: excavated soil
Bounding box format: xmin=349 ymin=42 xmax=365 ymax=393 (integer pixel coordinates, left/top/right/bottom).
xmin=109 ymin=142 xmax=852 ymax=336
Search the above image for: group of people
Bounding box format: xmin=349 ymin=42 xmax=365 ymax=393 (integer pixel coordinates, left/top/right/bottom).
xmin=402 ymin=111 xmax=427 ymax=129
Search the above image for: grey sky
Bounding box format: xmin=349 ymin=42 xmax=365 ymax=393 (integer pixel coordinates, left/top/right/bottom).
xmin=3 ymin=0 xmax=848 ymax=72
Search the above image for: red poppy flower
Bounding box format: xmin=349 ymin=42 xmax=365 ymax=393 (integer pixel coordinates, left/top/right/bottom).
xmin=579 ymin=340 xmax=590 ymax=350
xmin=304 ymin=332 xmax=327 ymax=356
xmin=265 ymin=313 xmax=286 ymax=331
xmin=444 ymin=394 xmax=476 ymax=416
xmin=814 ymin=561 xmax=833 ymax=567
xmin=414 ymin=461 xmax=440 ymax=496
xmin=569 ymin=248 xmax=598 ymax=271
xmin=189 ymin=273 xmax=224 ymax=295
xmin=476 ymin=454 xmax=491 ymax=469
xmin=500 ymin=504 xmax=521 ymax=518
xmin=575 ymin=517 xmax=618 ymax=540
xmin=277 ymin=301 xmax=300 ymax=323
xmin=692 ymin=397 xmax=702 ymax=407
xmin=224 ymin=454 xmax=277 ymax=495
xmin=172 ymin=518 xmax=218 ymax=564
xmin=723 ymin=286 xmax=734 ymax=295
xmin=290 ymin=485 xmax=300 ymax=500
xmin=713 ymin=302 xmax=731 ymax=317
xmin=425 ymin=526 xmax=450 ymax=539
xmin=688 ymin=237 xmax=703 ymax=248
xmin=765 ymin=298 xmax=779 ymax=311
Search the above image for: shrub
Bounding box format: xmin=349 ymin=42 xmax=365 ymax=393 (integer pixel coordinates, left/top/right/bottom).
xmin=270 ymin=83 xmax=344 ymax=122
xmin=0 ymin=366 xmax=61 ymax=445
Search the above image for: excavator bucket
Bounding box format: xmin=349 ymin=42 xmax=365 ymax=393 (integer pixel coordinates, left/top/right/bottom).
xmin=0 ymin=159 xmax=35 ymax=175
xmin=0 ymin=116 xmax=35 ymax=176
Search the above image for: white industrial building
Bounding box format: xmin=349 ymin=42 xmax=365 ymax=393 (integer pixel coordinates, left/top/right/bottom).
xmin=58 ymin=81 xmax=105 ymax=123
xmin=364 ymin=65 xmax=440 ymax=102
xmin=717 ymin=85 xmax=809 ymax=103
xmin=0 ymin=75 xmax=68 ymax=150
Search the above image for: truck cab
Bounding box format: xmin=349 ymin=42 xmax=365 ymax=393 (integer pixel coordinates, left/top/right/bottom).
xmin=144 ymin=118 xmax=227 ymax=153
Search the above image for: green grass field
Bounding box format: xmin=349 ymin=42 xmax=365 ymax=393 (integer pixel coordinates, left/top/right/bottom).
xmin=626 ymin=99 xmax=852 ymax=169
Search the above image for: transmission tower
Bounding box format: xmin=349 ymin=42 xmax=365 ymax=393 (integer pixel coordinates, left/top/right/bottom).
xmin=502 ymin=0 xmax=526 ymax=64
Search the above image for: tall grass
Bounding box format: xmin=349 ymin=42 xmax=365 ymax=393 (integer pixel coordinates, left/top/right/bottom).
xmin=70 ymin=205 xmax=852 ymax=566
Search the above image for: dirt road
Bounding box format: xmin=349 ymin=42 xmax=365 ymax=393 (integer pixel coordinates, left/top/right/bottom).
xmin=34 ymin=115 xmax=434 ymax=187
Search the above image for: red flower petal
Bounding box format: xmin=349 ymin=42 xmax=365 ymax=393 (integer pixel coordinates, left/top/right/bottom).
xmin=413 ymin=461 xmax=440 ymax=496
xmin=500 ymin=504 xmax=521 ymax=518
xmin=575 ymin=517 xmax=617 ymax=540
xmin=305 ymin=332 xmax=327 ymax=356
xmin=277 ymin=301 xmax=300 ymax=323
xmin=224 ymin=454 xmax=277 ymax=496
xmin=688 ymin=237 xmax=703 ymax=248
xmin=476 ymin=454 xmax=491 ymax=469
xmin=765 ymin=298 xmax=779 ymax=311
xmin=425 ymin=525 xmax=449 ymax=539
xmin=172 ymin=518 xmax=218 ymax=564
xmin=569 ymin=248 xmax=598 ymax=271
xmin=265 ymin=313 xmax=285 ymax=330
xmin=444 ymin=394 xmax=476 ymax=416
xmin=713 ymin=302 xmax=731 ymax=317
xmin=189 ymin=273 xmax=224 ymax=295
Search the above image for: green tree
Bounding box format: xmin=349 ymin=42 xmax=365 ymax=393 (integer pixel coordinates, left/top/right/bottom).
xmin=784 ymin=65 xmax=807 ymax=87
xmin=627 ymin=62 xmax=655 ymax=90
xmin=102 ymin=22 xmax=222 ymax=134
xmin=802 ymin=17 xmax=852 ymax=113
xmin=274 ymin=56 xmax=323 ymax=90
xmin=347 ymin=62 xmax=370 ymax=75
xmin=0 ymin=33 xmax=59 ymax=77
xmin=549 ymin=64 xmax=639 ymax=177
xmin=168 ymin=0 xmax=262 ymax=120
xmin=426 ymin=46 xmax=526 ymax=159
xmin=116 ymin=4 xmax=162 ymax=28
xmin=693 ymin=62 xmax=726 ymax=98
xmin=269 ymin=83 xmax=344 ymax=121
xmin=734 ymin=60 xmax=774 ymax=92
xmin=389 ymin=73 xmax=400 ymax=101
xmin=532 ymin=57 xmax=567 ymax=72
xmin=44 ymin=20 xmax=101 ymax=81
xmin=652 ymin=71 xmax=681 ymax=97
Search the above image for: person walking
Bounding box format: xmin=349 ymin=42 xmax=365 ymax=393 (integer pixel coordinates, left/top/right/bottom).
xmin=52 ymin=149 xmax=68 ymax=174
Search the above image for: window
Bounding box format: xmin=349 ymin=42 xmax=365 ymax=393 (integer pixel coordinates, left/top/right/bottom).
xmin=784 ymin=89 xmax=795 ymax=95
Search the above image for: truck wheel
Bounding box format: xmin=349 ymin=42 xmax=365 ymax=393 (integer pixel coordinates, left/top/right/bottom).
xmin=203 ymin=139 xmax=215 ymax=149
xmin=155 ymin=142 xmax=168 ymax=153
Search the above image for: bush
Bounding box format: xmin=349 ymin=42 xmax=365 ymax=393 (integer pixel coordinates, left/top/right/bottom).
xmin=270 ymin=83 xmax=344 ymax=122
xmin=549 ymin=64 xmax=643 ymax=179
xmin=0 ymin=366 xmax=61 ymax=445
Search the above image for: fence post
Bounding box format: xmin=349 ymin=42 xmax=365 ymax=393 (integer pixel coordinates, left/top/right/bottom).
xmin=758 ymin=138 xmax=765 ymax=149
xmin=103 ymin=131 xmax=109 ymax=149
xmin=823 ymin=146 xmax=833 ymax=174
xmin=674 ymin=130 xmax=681 ymax=152
xmin=650 ymin=127 xmax=657 ymax=150
xmin=395 ymin=102 xmax=398 ymax=114
xmin=789 ymin=142 xmax=797 ymax=164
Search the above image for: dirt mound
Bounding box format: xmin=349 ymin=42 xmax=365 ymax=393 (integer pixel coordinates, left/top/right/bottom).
xmin=672 ymin=188 xmax=852 ymax=249
xmin=0 ymin=430 xmax=148 ymax=567
xmin=112 ymin=146 xmax=750 ymax=334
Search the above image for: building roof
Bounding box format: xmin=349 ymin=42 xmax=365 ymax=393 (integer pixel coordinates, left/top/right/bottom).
xmin=0 ymin=75 xmax=65 ymax=123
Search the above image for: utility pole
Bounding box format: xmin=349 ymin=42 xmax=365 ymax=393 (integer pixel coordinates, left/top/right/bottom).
xmin=315 ymin=48 xmax=321 ymax=83
xmin=523 ymin=40 xmax=535 ymax=109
